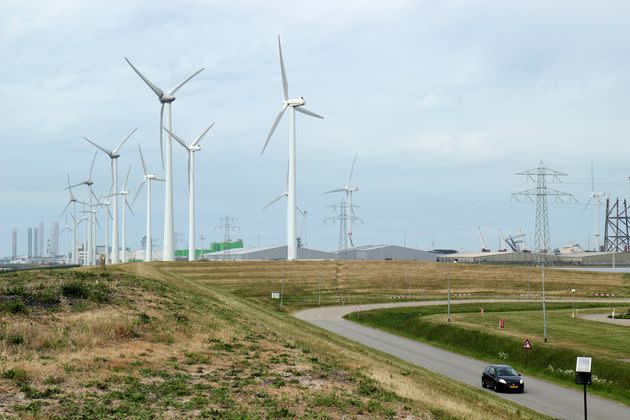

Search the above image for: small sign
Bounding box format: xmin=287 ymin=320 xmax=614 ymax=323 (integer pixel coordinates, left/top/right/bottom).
xmin=271 ymin=292 xmax=280 ymax=300
xmin=499 ymin=319 xmax=505 ymax=329
xmin=522 ymin=339 xmax=532 ymax=350
xmin=576 ymin=357 xmax=592 ymax=373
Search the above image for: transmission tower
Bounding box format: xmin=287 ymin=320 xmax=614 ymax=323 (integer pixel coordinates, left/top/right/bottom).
xmin=604 ymin=198 xmax=630 ymax=252
xmin=215 ymin=216 xmax=239 ymax=255
xmin=513 ymin=160 xmax=576 ymax=262
xmin=324 ymin=200 xmax=362 ymax=253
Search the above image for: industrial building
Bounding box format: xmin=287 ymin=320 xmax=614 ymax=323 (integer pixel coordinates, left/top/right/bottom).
xmin=437 ymin=251 xmax=630 ymax=266
xmin=335 ymin=244 xmax=435 ymax=261
xmin=203 ymin=244 xmax=435 ymax=261
xmin=203 ymin=246 xmax=335 ymax=261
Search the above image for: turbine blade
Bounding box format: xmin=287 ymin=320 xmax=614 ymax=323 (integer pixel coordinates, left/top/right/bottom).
xmin=123 ymin=166 xmax=131 ymax=190
xmin=263 ymin=192 xmax=287 ymax=210
xmin=160 ymin=103 xmax=165 ymax=169
xmin=60 ymin=201 xmax=71 ymax=218
xmin=261 ymin=104 xmax=288 ymax=155
xmin=348 ymin=152 xmax=358 ymax=184
xmin=132 ymin=179 xmax=146 ymax=207
xmin=154 ymin=177 xmax=165 ymax=182
xmin=162 ymin=126 xmax=188 ymax=149
xmin=323 ymin=188 xmax=345 ymax=194
xmin=95 ymin=215 xmax=102 ymax=232
xmin=296 ymin=206 xmax=304 ymax=216
xmin=278 ymin=35 xmax=288 ymax=100
xmin=349 ymin=234 xmax=354 ymax=248
xmin=295 ymin=106 xmax=323 ymax=119
xmin=168 ymin=67 xmax=205 ymax=96
xmin=66 ymin=181 xmax=86 ymax=190
xmin=138 ymin=144 xmax=148 ymax=176
xmin=190 ymin=122 xmax=214 ymax=148
xmin=114 ymin=128 xmax=137 ymax=154
xmin=89 ymin=151 xmax=98 ymax=179
xmin=124 ymin=57 xmax=164 ymax=98
xmin=83 ymin=137 xmax=113 ymax=156
xmin=125 ymin=197 xmax=135 ymax=215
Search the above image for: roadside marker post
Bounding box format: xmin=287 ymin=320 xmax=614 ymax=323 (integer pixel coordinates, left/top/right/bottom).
xmin=480 ymin=307 xmax=484 ymax=316
xmin=498 ymin=319 xmax=505 ymax=329
xmin=575 ymin=356 xmax=592 ymax=420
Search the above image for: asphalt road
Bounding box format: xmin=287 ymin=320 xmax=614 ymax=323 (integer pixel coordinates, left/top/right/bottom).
xmin=295 ymin=299 xmax=630 ymax=420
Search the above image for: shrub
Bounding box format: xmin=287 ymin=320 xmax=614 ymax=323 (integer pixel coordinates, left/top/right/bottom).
xmin=61 ymin=281 xmax=90 ymax=299
xmin=3 ymin=300 xmax=29 ymax=315
xmin=8 ymin=334 xmax=24 ymax=345
xmin=2 ymin=368 xmax=29 ymax=382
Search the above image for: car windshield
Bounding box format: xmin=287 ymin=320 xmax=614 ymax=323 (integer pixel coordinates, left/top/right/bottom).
xmin=495 ymin=367 xmax=518 ymax=376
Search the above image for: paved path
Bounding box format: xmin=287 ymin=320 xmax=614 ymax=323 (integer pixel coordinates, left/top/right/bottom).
xmin=295 ymin=299 xmax=630 ymax=420
xmin=580 ymin=312 xmax=630 ymax=326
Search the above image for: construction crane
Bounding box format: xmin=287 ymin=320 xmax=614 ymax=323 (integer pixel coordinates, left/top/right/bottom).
xmin=498 ymin=228 xmax=508 ymax=252
xmin=477 ymin=226 xmax=491 ymax=252
xmin=505 ymin=232 xmax=527 ymax=252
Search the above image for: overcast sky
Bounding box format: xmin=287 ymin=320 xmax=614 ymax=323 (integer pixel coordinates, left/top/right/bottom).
xmin=2 ymin=0 xmax=630 ymax=257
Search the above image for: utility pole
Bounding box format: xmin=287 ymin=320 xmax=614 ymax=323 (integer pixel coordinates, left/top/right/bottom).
xmin=513 ymin=161 xmax=576 ymax=343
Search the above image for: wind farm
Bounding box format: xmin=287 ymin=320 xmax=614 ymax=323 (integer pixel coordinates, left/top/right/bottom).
xmin=4 ymin=3 xmax=630 ymax=419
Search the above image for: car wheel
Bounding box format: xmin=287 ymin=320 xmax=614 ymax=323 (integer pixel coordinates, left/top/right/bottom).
xmin=493 ymin=383 xmax=498 ymax=392
xmin=481 ymin=380 xmax=486 ymax=388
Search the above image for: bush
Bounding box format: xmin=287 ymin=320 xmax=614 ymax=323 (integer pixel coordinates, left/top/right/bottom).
xmin=2 ymin=300 xmax=29 ymax=315
xmin=8 ymin=334 xmax=24 ymax=345
xmin=2 ymin=368 xmax=29 ymax=382
xmin=61 ymin=281 xmax=90 ymax=299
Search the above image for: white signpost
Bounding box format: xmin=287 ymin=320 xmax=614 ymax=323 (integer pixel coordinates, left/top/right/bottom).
xmin=575 ymin=356 xmax=592 ymax=420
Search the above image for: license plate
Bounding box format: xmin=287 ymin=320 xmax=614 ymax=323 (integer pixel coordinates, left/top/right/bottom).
xmin=510 ymin=385 xmax=518 ymax=389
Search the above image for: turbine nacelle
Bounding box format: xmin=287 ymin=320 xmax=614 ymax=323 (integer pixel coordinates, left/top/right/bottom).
xmin=285 ymin=97 xmax=305 ymax=107
xmin=160 ymin=94 xmax=176 ymax=104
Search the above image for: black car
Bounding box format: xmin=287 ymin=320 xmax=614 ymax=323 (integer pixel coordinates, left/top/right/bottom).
xmin=482 ymin=364 xmax=524 ymax=392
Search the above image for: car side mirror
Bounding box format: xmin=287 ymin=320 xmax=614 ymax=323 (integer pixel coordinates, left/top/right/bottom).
xmin=518 ymin=373 xmax=522 ymax=376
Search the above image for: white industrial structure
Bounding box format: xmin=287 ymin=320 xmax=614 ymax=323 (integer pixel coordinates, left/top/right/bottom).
xmin=125 ymin=57 xmax=205 ymax=262
xmin=261 ymin=36 xmax=323 ymax=261
xmin=163 ymin=123 xmax=214 ymax=262
xmin=83 ymin=129 xmax=136 ymax=264
xmin=133 ymin=144 xmax=164 ymax=262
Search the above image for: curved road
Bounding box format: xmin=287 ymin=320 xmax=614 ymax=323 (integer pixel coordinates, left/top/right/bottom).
xmin=295 ymin=299 xmax=630 ymax=420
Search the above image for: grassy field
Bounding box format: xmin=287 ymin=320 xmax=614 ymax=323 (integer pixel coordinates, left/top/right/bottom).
xmin=348 ymin=302 xmax=630 ymax=405
xmin=157 ymin=260 xmax=630 ymax=311
xmin=0 ymin=263 xmax=548 ymax=419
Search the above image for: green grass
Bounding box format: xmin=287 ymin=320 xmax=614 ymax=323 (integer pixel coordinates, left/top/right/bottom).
xmin=348 ymin=302 xmax=630 ymax=405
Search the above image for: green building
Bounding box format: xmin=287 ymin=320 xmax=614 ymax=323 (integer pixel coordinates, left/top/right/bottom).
xmin=175 ymin=239 xmax=244 ymax=259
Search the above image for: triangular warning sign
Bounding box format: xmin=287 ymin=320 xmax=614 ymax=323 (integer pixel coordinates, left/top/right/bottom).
xmin=522 ymin=339 xmax=532 ymax=350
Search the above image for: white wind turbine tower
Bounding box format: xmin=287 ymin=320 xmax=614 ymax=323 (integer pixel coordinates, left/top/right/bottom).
xmin=61 ymin=175 xmax=86 ymax=264
xmin=585 ymin=161 xmax=605 ymax=251
xmin=83 ymin=129 xmax=136 ymax=263
xmin=163 ymin=123 xmax=214 ymax=262
xmin=108 ymin=167 xmax=134 ymax=263
xmin=125 ymin=57 xmax=205 ymax=262
xmin=133 ymin=144 xmax=165 ymax=262
xmin=324 ymin=153 xmax=359 ymax=247
xmin=261 ymin=36 xmax=323 ymax=261
xmin=67 ymin=152 xmax=98 ymax=265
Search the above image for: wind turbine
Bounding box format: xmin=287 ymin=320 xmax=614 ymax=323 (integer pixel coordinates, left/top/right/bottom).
xmin=324 ymin=153 xmax=359 ymax=247
xmin=132 ymin=144 xmax=164 ymax=262
xmin=124 ymin=57 xmax=205 ymax=262
xmin=584 ymin=161 xmax=605 ymax=251
xmin=163 ymin=123 xmax=214 ymax=262
xmin=261 ymin=36 xmax=323 ymax=261
xmin=61 ymin=175 xmax=86 ymax=265
xmin=108 ymin=167 xmax=134 ymax=263
xmin=83 ymin=129 xmax=136 ymax=263
xmin=67 ymin=151 xmax=98 ymax=265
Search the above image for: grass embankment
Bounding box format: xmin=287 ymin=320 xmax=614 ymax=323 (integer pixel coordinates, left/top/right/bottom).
xmin=348 ymin=302 xmax=630 ymax=405
xmin=0 ymin=265 xmax=544 ymax=418
xmin=157 ymin=260 xmax=630 ymax=311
